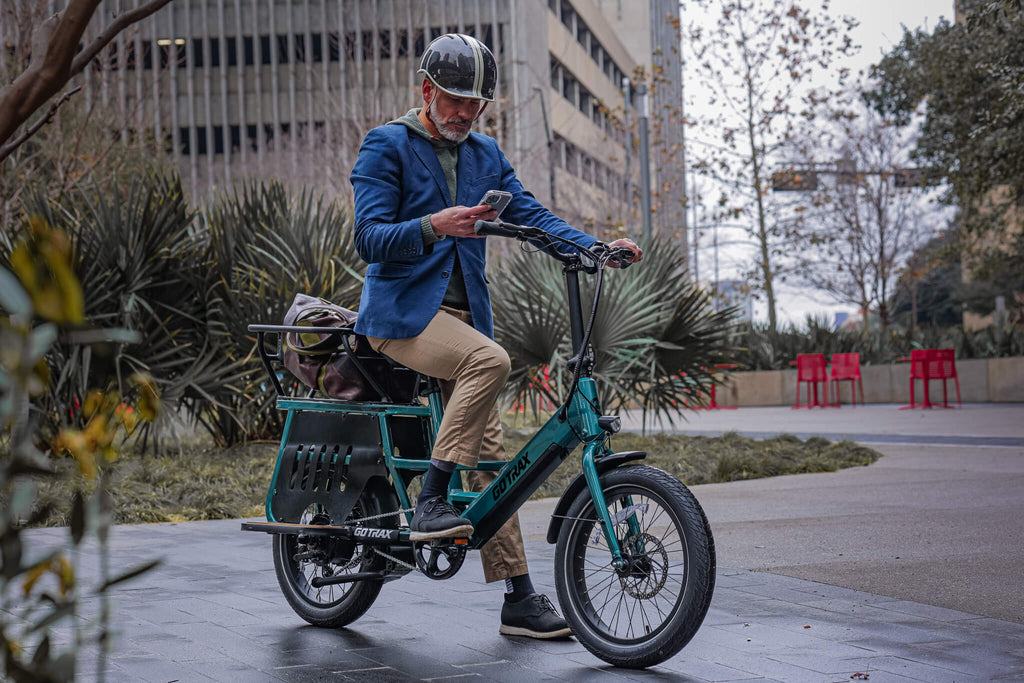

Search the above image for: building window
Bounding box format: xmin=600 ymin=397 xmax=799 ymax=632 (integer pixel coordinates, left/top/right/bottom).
xmin=209 ymin=38 xmax=221 ymax=67
xmin=276 ymin=34 xmax=289 ymax=64
xmin=560 ymin=1 xmax=575 ymax=35
xmin=260 ymin=35 xmax=272 ymax=64
xmin=328 ymin=31 xmax=340 ymax=61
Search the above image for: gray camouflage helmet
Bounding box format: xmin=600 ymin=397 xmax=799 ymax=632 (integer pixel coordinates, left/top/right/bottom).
xmin=417 ymin=33 xmax=497 ymax=102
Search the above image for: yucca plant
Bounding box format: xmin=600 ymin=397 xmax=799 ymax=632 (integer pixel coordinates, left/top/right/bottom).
xmin=15 ymin=171 xmax=249 ymax=449
xmin=491 ymin=237 xmax=740 ymax=430
xmin=200 ymin=180 xmax=366 ymax=444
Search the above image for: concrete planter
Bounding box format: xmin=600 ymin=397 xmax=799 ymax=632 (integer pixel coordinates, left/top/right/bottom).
xmin=713 ymin=356 xmax=1024 ymax=406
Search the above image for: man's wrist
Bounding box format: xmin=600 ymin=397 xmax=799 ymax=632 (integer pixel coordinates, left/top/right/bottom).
xmin=421 ymin=215 xmax=445 ymax=245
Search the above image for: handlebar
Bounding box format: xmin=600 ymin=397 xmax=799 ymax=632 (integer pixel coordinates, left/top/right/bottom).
xmin=473 ymin=220 xmax=636 ymax=269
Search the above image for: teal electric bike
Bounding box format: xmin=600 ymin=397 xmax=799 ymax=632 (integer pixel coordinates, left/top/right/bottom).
xmin=242 ymin=219 xmax=715 ymax=668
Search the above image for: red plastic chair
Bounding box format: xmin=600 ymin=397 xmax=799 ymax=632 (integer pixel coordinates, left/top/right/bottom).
xmin=905 ymin=349 xmax=931 ymax=408
xmin=829 ymin=353 xmax=864 ymax=407
xmin=793 ymin=353 xmax=829 ymax=408
xmin=927 ymin=348 xmax=961 ymax=408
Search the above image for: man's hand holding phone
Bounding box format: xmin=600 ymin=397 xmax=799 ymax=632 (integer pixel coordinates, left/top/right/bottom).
xmin=429 ymin=190 xmax=512 ymax=239
xmin=429 ymin=205 xmax=497 ymax=238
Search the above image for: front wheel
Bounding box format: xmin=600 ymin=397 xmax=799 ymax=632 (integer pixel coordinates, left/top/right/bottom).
xmin=554 ymin=465 xmax=716 ymax=668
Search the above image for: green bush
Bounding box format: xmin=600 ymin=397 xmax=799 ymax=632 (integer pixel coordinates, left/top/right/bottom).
xmin=11 ymin=172 xmax=247 ymax=449
xmin=1 ymin=221 xmax=158 ymax=681
xmin=491 ymin=237 xmax=740 ymax=428
xmin=732 ymin=316 xmax=1024 ymax=370
xmin=4 ymin=174 xmax=367 ymax=450
xmin=199 ymin=180 xmax=365 ymax=444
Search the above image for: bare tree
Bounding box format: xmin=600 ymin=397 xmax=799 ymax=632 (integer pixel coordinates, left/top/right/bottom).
xmin=685 ymin=0 xmax=858 ymax=330
xmin=0 ymin=0 xmax=173 ymax=162
xmin=796 ymin=103 xmax=933 ymax=333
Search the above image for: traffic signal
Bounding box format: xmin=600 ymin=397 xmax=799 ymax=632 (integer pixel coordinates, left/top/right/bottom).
xmin=771 ymin=169 xmax=818 ymax=192
xmin=893 ymin=168 xmax=925 ymax=188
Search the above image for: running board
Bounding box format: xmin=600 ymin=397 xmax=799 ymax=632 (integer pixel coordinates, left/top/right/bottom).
xmin=241 ymin=520 xmax=406 ymax=543
xmin=240 ymin=521 xmax=469 ymax=546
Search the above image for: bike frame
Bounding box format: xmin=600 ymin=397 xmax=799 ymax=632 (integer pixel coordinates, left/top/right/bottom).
xmin=254 ymin=257 xmax=630 ymax=565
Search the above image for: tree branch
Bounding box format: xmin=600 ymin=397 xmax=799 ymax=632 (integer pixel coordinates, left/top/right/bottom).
xmin=0 ymin=86 xmax=82 ymax=162
xmin=70 ymin=0 xmax=175 ymax=75
xmin=0 ymin=0 xmax=173 ymax=158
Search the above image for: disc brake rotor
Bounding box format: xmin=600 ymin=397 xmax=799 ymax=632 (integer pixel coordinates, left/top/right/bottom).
xmin=618 ymin=532 xmax=669 ymax=599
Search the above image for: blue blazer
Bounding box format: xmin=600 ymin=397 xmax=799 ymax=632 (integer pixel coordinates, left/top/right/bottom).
xmin=350 ymin=124 xmax=598 ymax=340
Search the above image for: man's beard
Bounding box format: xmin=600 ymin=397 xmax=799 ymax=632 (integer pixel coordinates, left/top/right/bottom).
xmin=428 ymin=98 xmax=473 ymax=143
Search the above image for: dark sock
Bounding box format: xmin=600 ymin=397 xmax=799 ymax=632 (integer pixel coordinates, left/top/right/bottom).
xmin=504 ymin=573 xmax=535 ymax=602
xmin=418 ymin=458 xmax=456 ymax=504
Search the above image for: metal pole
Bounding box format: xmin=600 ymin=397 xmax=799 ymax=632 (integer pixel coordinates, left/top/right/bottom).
xmin=532 ymin=85 xmax=556 ymax=209
xmin=622 ymin=77 xmax=631 ymax=217
xmin=637 ymin=83 xmax=652 ymax=241
xmin=691 ymin=172 xmax=698 ymax=282
xmin=713 ymin=223 xmax=720 ymax=312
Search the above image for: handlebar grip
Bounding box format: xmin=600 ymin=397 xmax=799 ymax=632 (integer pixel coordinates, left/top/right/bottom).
xmin=609 ymin=247 xmax=637 ymax=269
xmin=474 ymin=219 xmax=522 ymax=238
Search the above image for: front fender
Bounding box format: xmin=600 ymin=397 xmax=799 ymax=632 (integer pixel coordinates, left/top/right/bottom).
xmin=545 ymin=451 xmax=647 ymax=544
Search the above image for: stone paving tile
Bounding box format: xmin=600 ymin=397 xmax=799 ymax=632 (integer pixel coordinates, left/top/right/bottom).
xmin=866 ymin=655 xmax=993 ymax=682
xmin=656 ymin=655 xmax=769 ymax=681
xmin=452 ymin=660 xmax=562 ymax=682
xmin=104 ymin=654 xmax=220 ymax=682
xmin=868 ymin=599 xmax=984 ymax=622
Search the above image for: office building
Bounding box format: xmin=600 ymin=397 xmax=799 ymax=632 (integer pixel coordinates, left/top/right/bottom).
xmin=11 ymin=0 xmax=686 ymax=245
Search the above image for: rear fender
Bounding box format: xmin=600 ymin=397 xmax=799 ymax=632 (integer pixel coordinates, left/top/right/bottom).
xmin=545 ymin=451 xmax=646 ymax=544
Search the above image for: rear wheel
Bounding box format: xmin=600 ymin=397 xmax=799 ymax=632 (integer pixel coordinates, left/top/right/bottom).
xmin=554 ymin=465 xmax=715 ymax=668
xmin=272 ymin=491 xmax=394 ymax=628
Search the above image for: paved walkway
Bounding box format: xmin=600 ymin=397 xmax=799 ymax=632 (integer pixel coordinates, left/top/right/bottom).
xmin=619 ymin=403 xmax=1024 ymax=446
xmin=21 ymin=404 xmax=1024 ymax=681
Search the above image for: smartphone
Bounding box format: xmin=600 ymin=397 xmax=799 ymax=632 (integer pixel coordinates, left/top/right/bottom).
xmin=478 ymin=189 xmax=512 ymax=218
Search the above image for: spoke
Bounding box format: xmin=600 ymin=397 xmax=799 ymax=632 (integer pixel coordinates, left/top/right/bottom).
xmin=649 ymin=591 xmax=669 ymax=623
xmin=622 ymin=592 xmax=636 ymax=640
xmin=636 ymin=593 xmax=655 ymax=635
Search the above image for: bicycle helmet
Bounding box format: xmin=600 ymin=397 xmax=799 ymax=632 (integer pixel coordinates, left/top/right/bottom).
xmin=417 ymin=33 xmax=497 ymax=102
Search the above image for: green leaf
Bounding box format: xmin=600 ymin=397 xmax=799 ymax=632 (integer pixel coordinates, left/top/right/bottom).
xmin=95 ymin=559 xmax=160 ymax=592
xmin=26 ymin=324 xmax=58 ymax=364
xmin=26 ymin=601 xmax=74 ymax=634
xmin=0 ymin=267 xmax=31 ymax=315
xmin=30 ymin=634 xmax=50 ymax=667
xmin=70 ymin=493 xmax=86 ymax=545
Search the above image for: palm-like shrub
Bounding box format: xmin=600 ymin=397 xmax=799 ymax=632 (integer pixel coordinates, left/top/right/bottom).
xmin=491 ymin=237 xmax=740 ymax=429
xmin=15 ymin=172 xmax=247 ymax=447
xmin=200 ymin=180 xmax=365 ymax=444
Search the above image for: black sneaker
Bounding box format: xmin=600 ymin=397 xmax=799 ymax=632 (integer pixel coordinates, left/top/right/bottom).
xmin=409 ymin=496 xmax=474 ymax=541
xmin=499 ymin=593 xmax=572 ymax=639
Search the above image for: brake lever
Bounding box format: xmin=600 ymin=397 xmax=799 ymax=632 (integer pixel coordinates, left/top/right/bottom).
xmin=608 ymin=247 xmax=636 ymax=269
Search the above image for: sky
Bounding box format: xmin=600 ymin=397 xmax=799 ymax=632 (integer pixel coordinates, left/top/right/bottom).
xmin=691 ymin=0 xmax=958 ymax=327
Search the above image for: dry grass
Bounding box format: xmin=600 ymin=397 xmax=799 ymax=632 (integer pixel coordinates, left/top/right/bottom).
xmin=25 ymin=431 xmax=880 ymax=527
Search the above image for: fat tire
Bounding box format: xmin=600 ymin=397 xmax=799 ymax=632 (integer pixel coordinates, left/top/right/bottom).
xmin=554 ymin=465 xmax=715 ymax=668
xmin=272 ymin=490 xmax=393 ymax=628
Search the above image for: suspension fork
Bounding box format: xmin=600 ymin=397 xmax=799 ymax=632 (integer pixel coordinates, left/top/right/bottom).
xmin=581 ymin=442 xmax=626 ymax=569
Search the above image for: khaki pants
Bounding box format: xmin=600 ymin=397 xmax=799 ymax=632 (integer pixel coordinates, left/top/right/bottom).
xmin=367 ymin=307 xmax=529 ymax=582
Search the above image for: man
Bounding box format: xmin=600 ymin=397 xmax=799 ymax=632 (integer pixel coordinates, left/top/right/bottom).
xmin=350 ymin=33 xmax=642 ymax=640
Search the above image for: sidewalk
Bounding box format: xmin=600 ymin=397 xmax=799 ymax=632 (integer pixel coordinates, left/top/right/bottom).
xmin=20 ymin=404 xmax=1024 ymax=681
xmin=28 ymin=517 xmax=1024 ymax=682
xmin=619 ymin=403 xmax=1024 ymax=446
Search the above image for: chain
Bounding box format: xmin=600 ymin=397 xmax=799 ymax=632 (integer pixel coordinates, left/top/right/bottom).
xmin=344 ymin=506 xmax=415 ymax=525
xmin=341 ymin=506 xmax=419 ymax=572
xmin=373 ymin=546 xmax=418 ymax=572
